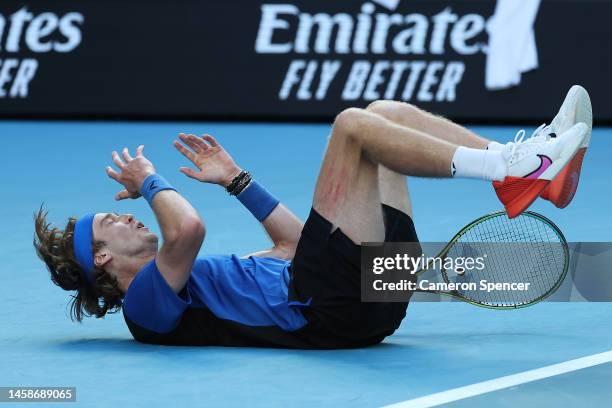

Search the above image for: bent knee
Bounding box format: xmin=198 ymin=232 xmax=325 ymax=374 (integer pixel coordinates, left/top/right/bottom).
xmin=367 ymin=100 xmax=422 ymax=123
xmin=366 ymin=100 xmax=394 ymax=113
xmin=334 ymin=107 xmax=366 ymax=136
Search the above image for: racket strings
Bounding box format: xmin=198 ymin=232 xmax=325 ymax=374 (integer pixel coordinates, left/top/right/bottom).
xmin=443 ymin=213 xmax=567 ymax=307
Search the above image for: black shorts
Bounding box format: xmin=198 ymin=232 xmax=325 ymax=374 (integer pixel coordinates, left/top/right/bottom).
xmin=287 ymin=204 xmax=420 ymax=348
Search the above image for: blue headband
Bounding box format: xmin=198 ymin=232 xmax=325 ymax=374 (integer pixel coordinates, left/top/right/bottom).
xmin=73 ymin=213 xmax=96 ymax=287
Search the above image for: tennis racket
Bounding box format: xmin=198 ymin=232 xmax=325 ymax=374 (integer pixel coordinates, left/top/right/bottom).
xmin=413 ymin=210 xmax=569 ymax=309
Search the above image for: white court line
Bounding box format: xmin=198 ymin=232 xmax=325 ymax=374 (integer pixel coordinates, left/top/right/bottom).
xmin=383 ymin=350 xmax=612 ymax=408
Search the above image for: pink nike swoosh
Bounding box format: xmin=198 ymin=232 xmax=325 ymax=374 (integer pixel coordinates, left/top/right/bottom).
xmin=525 ymin=155 xmax=553 ymax=179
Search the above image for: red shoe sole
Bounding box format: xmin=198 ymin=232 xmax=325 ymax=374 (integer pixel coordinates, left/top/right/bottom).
xmin=493 ymin=177 xmax=550 ymax=218
xmin=540 ymin=148 xmax=586 ymax=208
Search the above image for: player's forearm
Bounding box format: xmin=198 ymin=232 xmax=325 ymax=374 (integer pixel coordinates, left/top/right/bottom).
xmin=139 ymin=174 xmax=204 ymax=243
xmin=261 ymin=204 xmax=304 ymax=249
xmin=227 ymin=172 xmax=303 ymax=249
xmin=151 ymin=190 xmax=204 ymax=243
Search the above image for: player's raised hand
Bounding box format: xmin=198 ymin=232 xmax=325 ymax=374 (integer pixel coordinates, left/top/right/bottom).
xmin=106 ymin=145 xmax=156 ymax=201
xmin=173 ymin=133 xmax=241 ymax=187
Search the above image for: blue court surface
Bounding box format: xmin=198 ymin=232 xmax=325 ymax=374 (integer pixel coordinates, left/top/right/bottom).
xmin=1 ymin=121 xmax=610 ymax=407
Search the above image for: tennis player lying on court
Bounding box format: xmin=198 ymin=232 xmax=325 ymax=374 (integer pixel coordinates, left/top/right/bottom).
xmin=34 ymin=86 xmax=592 ymax=348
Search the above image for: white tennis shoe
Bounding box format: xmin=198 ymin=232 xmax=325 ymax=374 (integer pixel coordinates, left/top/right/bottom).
xmin=493 ymin=123 xmax=587 ymax=218
xmin=503 ymin=86 xmax=591 ymax=147
xmin=541 ymin=85 xmax=593 ymax=207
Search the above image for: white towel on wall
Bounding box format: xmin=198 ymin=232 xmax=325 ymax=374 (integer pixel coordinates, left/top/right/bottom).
xmin=486 ymin=0 xmax=542 ymax=90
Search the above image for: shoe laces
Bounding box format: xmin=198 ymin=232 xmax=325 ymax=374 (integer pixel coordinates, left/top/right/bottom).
xmin=508 ymin=130 xmax=526 ymax=164
xmin=528 ymin=123 xmax=554 ymax=143
xmin=506 ymin=124 xmax=552 ymax=164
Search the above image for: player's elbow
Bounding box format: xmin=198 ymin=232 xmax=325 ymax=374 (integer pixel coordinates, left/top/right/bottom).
xmin=167 ymin=217 xmax=206 ymax=245
xmin=183 ymin=218 xmax=206 ymax=242
xmin=275 ymin=241 xmax=298 ymax=261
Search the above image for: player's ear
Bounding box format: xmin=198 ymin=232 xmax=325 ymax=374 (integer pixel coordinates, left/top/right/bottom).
xmin=94 ymin=250 xmax=112 ymax=269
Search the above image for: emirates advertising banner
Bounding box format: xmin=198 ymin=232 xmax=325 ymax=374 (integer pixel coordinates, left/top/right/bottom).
xmin=0 ymin=0 xmax=609 ymax=122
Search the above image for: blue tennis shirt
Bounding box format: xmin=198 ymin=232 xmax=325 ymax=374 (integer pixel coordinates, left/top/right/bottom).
xmin=122 ymin=255 xmax=313 ymax=347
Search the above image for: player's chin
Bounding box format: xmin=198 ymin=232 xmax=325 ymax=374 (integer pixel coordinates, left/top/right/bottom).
xmin=136 ymin=228 xmax=157 ymax=241
xmin=145 ymin=231 xmax=159 ymax=242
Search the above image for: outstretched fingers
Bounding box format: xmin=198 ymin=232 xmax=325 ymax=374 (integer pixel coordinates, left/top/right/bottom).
xmin=202 ymin=134 xmax=218 ymax=147
xmin=122 ymin=147 xmax=133 ymax=162
xmin=179 ymin=133 xmax=209 ymax=153
xmin=174 ymin=136 xmax=197 ymax=162
xmin=191 ymin=134 xmax=211 ymax=151
xmin=111 ymin=151 xmax=126 ymax=169
xmin=106 ymin=166 xmax=121 ymax=182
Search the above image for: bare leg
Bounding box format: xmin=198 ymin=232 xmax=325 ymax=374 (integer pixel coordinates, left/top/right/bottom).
xmin=367 ymin=101 xmax=461 ymax=219
xmin=378 ymin=165 xmax=412 ymax=218
xmin=367 ymin=100 xmax=490 ymax=149
xmin=313 ymin=117 xmax=386 ymax=243
xmin=366 ymin=101 xmax=491 ymax=217
xmin=313 ymin=108 xmax=456 ymax=243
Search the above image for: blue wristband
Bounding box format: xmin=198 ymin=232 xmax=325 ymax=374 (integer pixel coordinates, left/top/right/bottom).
xmin=237 ymin=181 xmax=280 ymax=222
xmin=140 ymin=174 xmax=176 ymax=206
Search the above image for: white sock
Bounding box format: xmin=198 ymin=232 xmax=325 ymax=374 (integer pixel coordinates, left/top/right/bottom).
xmin=451 ymin=146 xmax=507 ymax=181
xmin=486 ymin=141 xmax=505 ymax=151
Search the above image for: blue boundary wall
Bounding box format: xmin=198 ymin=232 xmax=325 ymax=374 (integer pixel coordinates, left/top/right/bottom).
xmin=0 ymin=0 xmax=609 ymax=123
